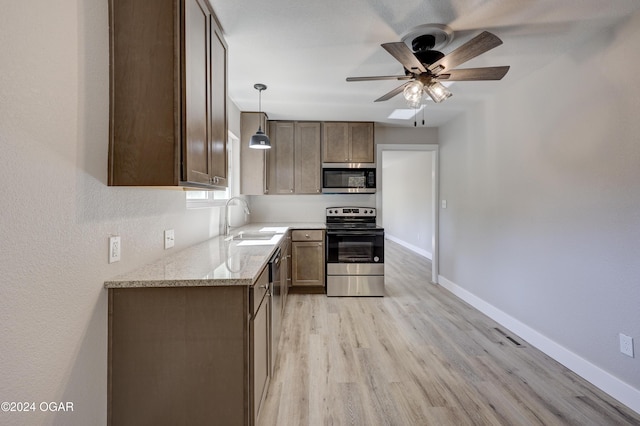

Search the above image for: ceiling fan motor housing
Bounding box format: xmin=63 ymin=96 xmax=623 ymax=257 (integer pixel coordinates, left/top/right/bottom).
xmin=411 ymin=34 xmax=444 ymax=67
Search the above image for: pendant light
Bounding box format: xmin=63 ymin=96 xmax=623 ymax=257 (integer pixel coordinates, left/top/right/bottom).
xmin=249 ymin=83 xmax=271 ymax=149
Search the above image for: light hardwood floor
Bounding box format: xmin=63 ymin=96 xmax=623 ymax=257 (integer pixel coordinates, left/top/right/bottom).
xmin=259 ymin=240 xmax=640 ymax=426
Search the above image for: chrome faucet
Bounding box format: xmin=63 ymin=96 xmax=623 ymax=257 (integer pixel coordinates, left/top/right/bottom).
xmin=224 ymin=197 xmax=251 ymax=236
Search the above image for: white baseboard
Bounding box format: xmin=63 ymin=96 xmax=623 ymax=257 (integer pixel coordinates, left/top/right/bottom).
xmin=437 ymin=275 xmax=640 ymax=415
xmin=385 ymin=234 xmax=432 ymax=260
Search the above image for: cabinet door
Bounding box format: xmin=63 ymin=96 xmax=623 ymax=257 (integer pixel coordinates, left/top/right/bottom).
xmin=294 ymin=122 xmax=321 ymax=194
xmin=209 ymin=23 xmax=228 ymax=187
xmin=349 ymin=122 xmax=374 ymax=163
xmin=183 ymin=0 xmax=212 ymax=185
xmin=240 ymin=112 xmax=268 ymax=195
xmin=281 ymin=237 xmax=291 ymax=312
xmin=270 ymin=121 xmax=295 ymax=194
xmin=252 ymin=293 xmax=270 ymax=423
xmin=292 ymin=241 xmax=325 ymax=287
xmin=322 ymin=122 xmax=349 ymax=163
xmin=108 ymin=0 xmax=179 ymax=186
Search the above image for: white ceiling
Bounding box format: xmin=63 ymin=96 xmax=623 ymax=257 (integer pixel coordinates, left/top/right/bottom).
xmin=208 ymin=0 xmax=640 ymax=127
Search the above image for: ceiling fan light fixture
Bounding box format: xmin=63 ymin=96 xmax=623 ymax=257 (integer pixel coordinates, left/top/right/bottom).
xmin=425 ymin=80 xmax=452 ymax=103
xmin=250 ymin=83 xmax=271 ymax=150
xmin=403 ymin=80 xmax=424 ymax=107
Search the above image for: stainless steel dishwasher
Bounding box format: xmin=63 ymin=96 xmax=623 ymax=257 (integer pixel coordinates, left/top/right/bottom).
xmin=268 ymin=247 xmax=282 ymax=373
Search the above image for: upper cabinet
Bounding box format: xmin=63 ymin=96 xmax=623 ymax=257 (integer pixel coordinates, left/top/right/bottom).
xmin=108 ymin=0 xmax=228 ymax=188
xmin=240 ymin=112 xmax=269 ymax=195
xmin=268 ymin=121 xmax=322 ymax=194
xmin=322 ymin=122 xmax=374 ymax=164
xmin=294 ymin=122 xmax=323 ymax=193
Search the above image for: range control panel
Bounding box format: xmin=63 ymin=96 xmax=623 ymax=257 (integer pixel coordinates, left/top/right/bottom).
xmin=326 ymin=207 xmax=376 ymax=217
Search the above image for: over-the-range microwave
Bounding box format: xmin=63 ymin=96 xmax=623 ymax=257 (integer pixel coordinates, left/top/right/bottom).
xmin=322 ymin=163 xmax=376 ymax=194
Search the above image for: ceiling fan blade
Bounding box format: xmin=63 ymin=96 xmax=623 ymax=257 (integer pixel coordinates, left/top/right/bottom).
xmin=346 ymin=75 xmax=413 ymax=82
xmin=428 ymin=31 xmax=503 ymax=73
xmin=381 ymin=42 xmax=426 ymax=74
xmin=437 ymin=66 xmax=510 ymax=81
xmin=374 ymin=82 xmax=410 ymax=102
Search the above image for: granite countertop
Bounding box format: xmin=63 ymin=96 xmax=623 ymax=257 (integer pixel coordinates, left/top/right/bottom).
xmin=104 ymin=222 xmax=325 ymax=289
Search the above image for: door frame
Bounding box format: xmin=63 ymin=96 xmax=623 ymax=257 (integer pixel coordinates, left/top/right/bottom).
xmin=376 ymin=144 xmax=439 ymax=284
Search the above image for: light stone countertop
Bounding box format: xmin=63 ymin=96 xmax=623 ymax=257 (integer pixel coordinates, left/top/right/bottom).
xmin=104 ymin=223 xmax=325 ymax=288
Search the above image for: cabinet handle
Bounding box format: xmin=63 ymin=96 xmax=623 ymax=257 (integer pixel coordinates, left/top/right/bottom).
xmin=305 ymin=234 xmax=310 ymax=238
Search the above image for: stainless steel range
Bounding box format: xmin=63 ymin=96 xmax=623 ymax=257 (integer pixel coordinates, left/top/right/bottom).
xmin=325 ymin=207 xmax=385 ymax=296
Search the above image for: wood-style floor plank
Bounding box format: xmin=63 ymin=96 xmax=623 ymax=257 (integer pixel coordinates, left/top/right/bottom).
xmin=259 ymin=240 xmax=640 ymax=426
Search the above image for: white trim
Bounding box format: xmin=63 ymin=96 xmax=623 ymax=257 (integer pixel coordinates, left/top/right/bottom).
xmin=376 ymin=143 xmax=439 ymax=284
xmin=438 ymin=275 xmax=640 ymax=415
xmin=385 ymin=234 xmax=432 ymax=260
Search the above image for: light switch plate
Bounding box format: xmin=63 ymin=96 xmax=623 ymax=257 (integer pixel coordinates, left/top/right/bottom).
xmin=441 ymin=199 xmax=447 ymax=209
xmin=109 ymin=236 xmax=121 ymax=263
xmin=164 ymin=229 xmax=175 ymax=249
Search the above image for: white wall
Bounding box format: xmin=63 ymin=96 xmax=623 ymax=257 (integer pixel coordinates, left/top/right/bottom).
xmin=374 ymin=124 xmax=438 ymax=145
xmin=0 ymin=2 xmax=241 ymax=424
xmin=439 ymin=12 xmax=640 ymax=411
xmin=382 ymin=151 xmax=433 ymax=258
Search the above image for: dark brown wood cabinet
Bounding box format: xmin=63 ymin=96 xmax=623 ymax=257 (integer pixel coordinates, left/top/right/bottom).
xmin=280 ymin=232 xmax=291 ymax=308
xmin=240 ymin=112 xmax=269 ymax=195
xmin=108 ymin=267 xmax=272 ymax=426
xmin=108 ymin=0 xmax=228 ymax=188
xmin=322 ymin=122 xmax=374 ymax=163
xmin=268 ymin=121 xmax=295 ymax=194
xmin=291 ymin=230 xmax=325 ymax=291
xmin=250 ymin=267 xmax=271 ymax=424
xmin=267 ymin=121 xmax=322 ymax=194
xmin=294 ymin=122 xmax=323 ymax=193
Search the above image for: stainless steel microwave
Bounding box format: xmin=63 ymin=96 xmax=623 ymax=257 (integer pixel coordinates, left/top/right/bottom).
xmin=322 ymin=163 xmax=376 ymax=193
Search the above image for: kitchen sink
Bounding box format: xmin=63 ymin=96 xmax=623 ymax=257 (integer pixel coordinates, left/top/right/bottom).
xmin=231 ymin=231 xmax=276 ymax=241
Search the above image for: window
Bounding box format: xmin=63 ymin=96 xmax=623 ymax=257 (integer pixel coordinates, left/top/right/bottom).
xmin=186 ymin=132 xmax=239 ymax=208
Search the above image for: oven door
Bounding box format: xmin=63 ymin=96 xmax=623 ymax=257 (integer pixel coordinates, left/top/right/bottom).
xmin=326 ymin=230 xmax=384 ymax=265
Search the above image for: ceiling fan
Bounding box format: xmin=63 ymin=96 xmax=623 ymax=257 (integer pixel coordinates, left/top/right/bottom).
xmin=346 ymin=24 xmax=510 ymax=106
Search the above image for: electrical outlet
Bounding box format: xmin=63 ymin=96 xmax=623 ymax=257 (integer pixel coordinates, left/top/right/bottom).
xmin=164 ymin=229 xmax=175 ymax=249
xmin=620 ymin=333 xmax=634 ymax=358
xmin=109 ymin=236 xmax=121 ymax=263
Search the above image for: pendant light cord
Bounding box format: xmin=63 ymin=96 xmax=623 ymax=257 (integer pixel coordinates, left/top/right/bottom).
xmin=258 ymin=88 xmax=263 ymax=131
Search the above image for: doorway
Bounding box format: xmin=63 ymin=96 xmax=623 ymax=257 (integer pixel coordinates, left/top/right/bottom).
xmin=376 ymin=144 xmax=439 ymax=284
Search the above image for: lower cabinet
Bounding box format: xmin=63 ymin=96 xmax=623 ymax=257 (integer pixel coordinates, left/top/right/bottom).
xmin=251 ymin=267 xmax=270 ymax=423
xmin=280 ymin=232 xmax=291 ymax=314
xmin=291 ymin=229 xmax=325 ymax=292
xmin=108 ymin=267 xmax=271 ymax=426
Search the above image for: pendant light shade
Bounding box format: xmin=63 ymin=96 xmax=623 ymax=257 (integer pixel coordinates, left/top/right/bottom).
xmin=249 ymin=83 xmax=271 ymax=149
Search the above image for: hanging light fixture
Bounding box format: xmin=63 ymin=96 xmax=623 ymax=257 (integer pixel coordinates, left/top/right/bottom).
xmin=249 ymin=83 xmax=271 ymax=149
xmin=403 ymin=80 xmax=424 ymax=108
xmin=425 ymin=80 xmax=452 ymax=103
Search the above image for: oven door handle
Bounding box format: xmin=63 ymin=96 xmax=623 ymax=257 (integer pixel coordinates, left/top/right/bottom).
xmin=326 ymin=231 xmax=383 ymax=237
